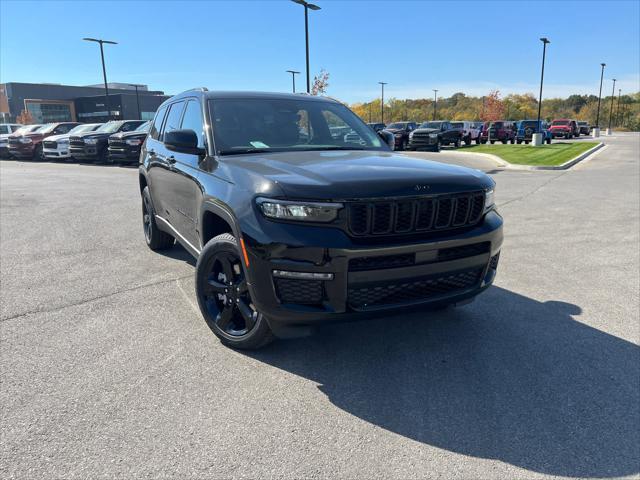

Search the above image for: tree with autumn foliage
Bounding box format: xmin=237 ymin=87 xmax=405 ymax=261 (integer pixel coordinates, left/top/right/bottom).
xmin=480 ymin=90 xmax=505 ymax=122
xmin=16 ymin=109 xmax=34 ymax=125
xmin=311 ymin=69 xmax=330 ymax=96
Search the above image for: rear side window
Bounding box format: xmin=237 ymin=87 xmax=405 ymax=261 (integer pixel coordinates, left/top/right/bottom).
xmin=162 ymin=101 xmax=185 ymax=141
xmin=150 ymin=106 xmax=168 ymax=140
xmin=180 ymin=100 xmax=204 ymax=148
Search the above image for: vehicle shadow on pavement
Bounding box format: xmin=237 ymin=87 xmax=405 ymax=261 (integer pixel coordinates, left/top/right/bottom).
xmin=249 ymin=286 xmax=639 ymax=478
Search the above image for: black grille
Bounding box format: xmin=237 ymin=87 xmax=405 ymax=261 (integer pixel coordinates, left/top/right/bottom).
xmin=43 ymin=140 xmax=57 ymax=149
xmin=274 ymin=278 xmax=323 ymax=305
xmin=438 ymin=242 xmax=490 ymax=262
xmin=109 ymin=138 xmax=125 ymax=148
xmin=347 ymin=192 xmax=485 ymax=237
xmin=8 ymin=137 xmax=21 ymax=145
xmin=349 ymin=253 xmax=415 ymax=272
xmin=69 ymin=137 xmax=85 ymax=148
xmin=348 ymin=268 xmax=483 ymax=309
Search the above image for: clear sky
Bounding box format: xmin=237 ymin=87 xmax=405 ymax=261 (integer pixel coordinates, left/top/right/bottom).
xmin=1 ymin=0 xmax=639 ymax=103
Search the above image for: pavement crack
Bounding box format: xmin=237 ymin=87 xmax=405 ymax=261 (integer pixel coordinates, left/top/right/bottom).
xmin=0 ymin=275 xmax=193 ymax=323
xmin=498 ymin=171 xmax=568 ymax=209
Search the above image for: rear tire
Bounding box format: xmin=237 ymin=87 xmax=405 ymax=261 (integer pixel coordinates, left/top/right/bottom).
xmin=142 ymin=186 xmax=175 ymax=250
xmin=464 ymin=136 xmax=471 ymax=146
xmin=546 ymin=137 xmax=552 ymax=144
xmin=454 ymin=137 xmax=461 ymax=148
xmin=196 ymin=233 xmax=274 ymax=350
xmin=33 ymin=144 xmax=44 ymax=161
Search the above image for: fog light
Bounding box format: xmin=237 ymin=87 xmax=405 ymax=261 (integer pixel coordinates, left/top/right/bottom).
xmin=272 ymin=270 xmax=334 ymax=280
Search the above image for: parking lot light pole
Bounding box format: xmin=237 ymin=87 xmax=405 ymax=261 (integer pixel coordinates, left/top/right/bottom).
xmin=607 ymin=78 xmax=616 ymax=134
xmin=128 ymin=84 xmax=143 ymax=120
xmin=291 ymin=0 xmax=320 ymax=94
xmin=533 ymin=37 xmax=550 ymax=146
xmin=616 ymin=88 xmax=622 ymax=127
xmin=286 ymin=70 xmax=300 ymax=93
xmin=83 ymin=37 xmax=117 ymax=121
xmin=432 ymin=89 xmax=438 ymax=120
xmin=378 ymin=82 xmax=387 ymax=123
xmin=594 ymin=63 xmax=606 ymax=137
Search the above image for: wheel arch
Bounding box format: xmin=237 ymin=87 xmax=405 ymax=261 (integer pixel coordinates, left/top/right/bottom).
xmin=200 ymin=201 xmax=243 ymax=249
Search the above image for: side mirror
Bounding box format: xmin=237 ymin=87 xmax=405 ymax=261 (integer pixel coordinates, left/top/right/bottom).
xmin=164 ymin=129 xmax=204 ymax=155
xmin=378 ymin=130 xmax=395 ymax=150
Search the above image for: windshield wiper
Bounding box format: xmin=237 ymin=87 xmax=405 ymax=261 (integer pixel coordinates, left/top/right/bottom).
xmin=218 ymin=148 xmax=272 ymax=155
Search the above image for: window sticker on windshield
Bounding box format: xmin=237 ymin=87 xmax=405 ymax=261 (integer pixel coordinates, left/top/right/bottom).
xmin=250 ymin=141 xmax=270 ymax=148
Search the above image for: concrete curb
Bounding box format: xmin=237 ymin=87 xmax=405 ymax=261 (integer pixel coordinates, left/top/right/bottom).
xmin=446 ymin=142 xmax=605 ymax=171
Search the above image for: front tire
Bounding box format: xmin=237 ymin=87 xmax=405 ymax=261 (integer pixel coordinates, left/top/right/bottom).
xmin=196 ymin=233 xmax=274 ymax=350
xmin=454 ymin=137 xmax=462 ymax=148
xmin=142 ymin=186 xmax=175 ymax=250
xmin=33 ymin=144 xmax=44 ymax=161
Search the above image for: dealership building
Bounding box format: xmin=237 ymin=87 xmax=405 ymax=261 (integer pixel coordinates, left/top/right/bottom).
xmin=0 ymin=82 xmax=170 ymax=124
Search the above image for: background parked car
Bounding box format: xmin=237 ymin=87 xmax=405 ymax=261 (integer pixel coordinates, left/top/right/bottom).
xmin=367 ymin=122 xmax=386 ymax=132
xmin=384 ymin=121 xmax=417 ymax=150
xmin=0 ymin=123 xmax=24 ymax=158
xmin=69 ymin=120 xmax=146 ymax=162
xmin=549 ymin=119 xmax=579 ymax=139
xmin=107 ymin=121 xmax=150 ymax=164
xmin=480 ymin=121 xmax=516 ymax=144
xmin=450 ymin=121 xmax=480 ymax=145
xmin=407 ymin=120 xmax=464 ymax=151
xmin=516 ymin=120 xmax=552 ymax=144
xmin=43 ymin=123 xmax=103 ymax=161
xmin=8 ymin=122 xmax=79 ymax=160
xmin=577 ymin=121 xmax=591 ymax=136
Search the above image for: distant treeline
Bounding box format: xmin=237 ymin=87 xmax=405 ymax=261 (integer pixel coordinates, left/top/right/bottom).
xmin=349 ymin=91 xmax=640 ymax=130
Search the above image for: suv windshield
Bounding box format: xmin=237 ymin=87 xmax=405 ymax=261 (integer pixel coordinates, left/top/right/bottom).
xmin=552 ymin=120 xmax=570 ymax=126
xmin=419 ymin=122 xmax=442 ymax=129
xmin=135 ymin=121 xmax=151 ymax=132
xmin=450 ymin=122 xmax=464 ymax=128
xmin=68 ymin=124 xmax=99 ymax=135
xmin=95 ymin=121 xmax=125 ymax=134
xmin=14 ymin=125 xmax=42 ymax=135
xmin=520 ymin=121 xmax=538 ymax=128
xmin=386 ymin=123 xmax=408 ymax=129
xmin=209 ymin=98 xmax=383 ymax=155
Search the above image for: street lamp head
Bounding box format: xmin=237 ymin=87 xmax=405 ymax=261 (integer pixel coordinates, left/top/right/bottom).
xmin=601 ymin=63 xmax=606 ymax=67
xmin=291 ymin=0 xmax=321 ymax=10
xmin=83 ymin=37 xmax=117 ymax=45
xmin=612 ymin=78 xmax=617 ymax=82
xmin=540 ymin=37 xmax=550 ymax=44
xmin=286 ymin=70 xmax=300 ymax=74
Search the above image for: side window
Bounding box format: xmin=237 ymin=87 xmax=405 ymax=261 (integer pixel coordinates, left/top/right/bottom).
xmin=120 ymin=122 xmax=140 ymax=133
xmin=180 ymin=100 xmax=204 ymax=148
xmin=150 ymin=105 xmax=168 ymax=140
xmin=162 ymin=101 xmax=186 ymax=141
xmin=0 ymin=125 xmax=8 ymax=134
xmin=54 ymin=124 xmax=73 ymax=134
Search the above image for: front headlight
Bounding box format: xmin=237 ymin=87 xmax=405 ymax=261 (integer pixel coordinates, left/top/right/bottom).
xmin=485 ymin=189 xmax=495 ymax=212
xmin=84 ymin=138 xmax=98 ymax=145
xmin=126 ymin=138 xmax=143 ymax=146
xmin=409 ymin=132 xmax=415 ymax=139
xmin=257 ymin=198 xmax=343 ymax=223
xmin=18 ymin=137 xmax=32 ymax=144
xmin=429 ymin=133 xmax=438 ymax=139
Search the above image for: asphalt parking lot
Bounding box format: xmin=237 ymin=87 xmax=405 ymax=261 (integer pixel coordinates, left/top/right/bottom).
xmin=1 ymin=134 xmax=639 ymax=479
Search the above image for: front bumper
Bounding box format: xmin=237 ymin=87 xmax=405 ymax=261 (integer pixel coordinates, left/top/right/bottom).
xmin=0 ymin=144 xmax=9 ymax=157
xmin=69 ymin=145 xmax=100 ymax=160
xmin=550 ymin=130 xmax=570 ymax=137
xmin=43 ymin=146 xmax=71 ymax=159
xmin=8 ymin=144 xmax=35 ymax=158
xmin=408 ymin=136 xmax=439 ymax=150
xmin=244 ymin=210 xmax=503 ymax=327
xmin=108 ymin=145 xmax=141 ymax=162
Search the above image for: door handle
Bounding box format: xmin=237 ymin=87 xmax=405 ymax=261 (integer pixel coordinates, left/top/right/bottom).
xmin=148 ymin=149 xmax=156 ymax=156
xmin=168 ymin=155 xmax=176 ymax=164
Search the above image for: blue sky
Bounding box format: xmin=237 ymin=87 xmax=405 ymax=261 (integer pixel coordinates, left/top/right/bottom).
xmin=1 ymin=0 xmax=639 ymax=103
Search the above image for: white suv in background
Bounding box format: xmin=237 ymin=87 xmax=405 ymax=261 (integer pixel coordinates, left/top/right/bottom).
xmin=450 ymin=121 xmax=481 ymax=145
xmin=43 ymin=123 xmax=102 ymax=161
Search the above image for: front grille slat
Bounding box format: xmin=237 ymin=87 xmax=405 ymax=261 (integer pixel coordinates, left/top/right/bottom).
xmin=347 ymin=192 xmax=485 ymax=237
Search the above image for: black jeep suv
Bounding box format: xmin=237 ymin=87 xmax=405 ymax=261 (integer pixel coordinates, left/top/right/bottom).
xmin=407 ymin=121 xmax=464 ymax=151
xmin=140 ymin=89 xmax=503 ymax=349
xmin=70 ymin=120 xmax=145 ymax=162
xmin=108 ymin=121 xmax=150 ymax=164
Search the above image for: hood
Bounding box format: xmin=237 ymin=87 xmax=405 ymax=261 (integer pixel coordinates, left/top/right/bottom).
xmin=412 ymin=128 xmax=439 ymax=134
xmin=45 ymin=133 xmax=72 ymax=142
xmin=218 ymin=150 xmax=493 ymax=200
xmin=385 ymin=128 xmax=404 ymax=133
xmin=74 ymin=131 xmax=112 ymax=139
xmin=110 ymin=130 xmax=148 ymax=140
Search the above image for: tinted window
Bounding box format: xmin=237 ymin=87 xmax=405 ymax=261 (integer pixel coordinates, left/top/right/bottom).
xmin=120 ymin=121 xmax=143 ymax=133
xmin=53 ymin=124 xmax=75 ymax=134
xmin=150 ymin=106 xmax=167 ymax=140
xmin=180 ymin=100 xmax=204 ymax=148
xmin=0 ymin=125 xmax=8 ymax=134
xmin=162 ymin=102 xmax=185 ymax=141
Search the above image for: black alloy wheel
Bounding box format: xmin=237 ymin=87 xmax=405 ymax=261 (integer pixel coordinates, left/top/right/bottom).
xmin=196 ymin=233 xmax=274 ymax=349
